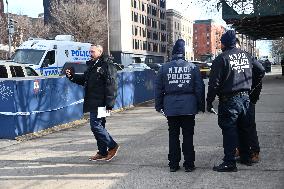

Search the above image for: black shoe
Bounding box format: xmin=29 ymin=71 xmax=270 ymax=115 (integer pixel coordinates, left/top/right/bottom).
xmin=239 ymin=159 xmax=253 ymax=166
xmin=169 ymin=166 xmax=180 ymax=172
xmin=185 ymin=165 xmax=196 ymax=172
xmin=213 ymin=162 xmax=237 ymax=172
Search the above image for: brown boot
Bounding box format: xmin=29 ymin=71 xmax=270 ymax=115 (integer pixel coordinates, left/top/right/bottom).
xmin=105 ymin=144 xmax=120 ymax=162
xmin=235 ymin=148 xmax=240 ymax=157
xmin=251 ymin=152 xmax=260 ymax=163
xmin=89 ymin=153 xmax=107 ymax=161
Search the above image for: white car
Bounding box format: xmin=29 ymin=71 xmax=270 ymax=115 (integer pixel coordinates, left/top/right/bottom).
xmin=125 ymin=63 xmax=151 ymax=71
xmin=0 ymin=61 xmax=39 ymax=78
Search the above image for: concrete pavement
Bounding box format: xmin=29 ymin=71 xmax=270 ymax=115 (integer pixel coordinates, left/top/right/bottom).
xmin=0 ymin=67 xmax=283 ymax=189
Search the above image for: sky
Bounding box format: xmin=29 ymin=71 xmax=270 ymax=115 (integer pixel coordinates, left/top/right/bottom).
xmin=3 ymin=0 xmax=270 ymax=55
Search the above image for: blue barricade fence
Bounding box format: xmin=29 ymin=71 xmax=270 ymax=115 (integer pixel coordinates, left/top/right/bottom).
xmin=0 ymin=70 xmax=156 ymax=139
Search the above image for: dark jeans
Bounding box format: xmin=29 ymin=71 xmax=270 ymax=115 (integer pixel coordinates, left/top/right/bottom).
xmin=90 ymin=112 xmax=117 ymax=156
xmin=218 ymin=95 xmax=251 ymax=163
xmin=167 ymin=115 xmax=195 ymax=167
xmin=248 ymin=103 xmax=260 ymax=153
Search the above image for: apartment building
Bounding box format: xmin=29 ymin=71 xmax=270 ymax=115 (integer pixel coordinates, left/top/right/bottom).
xmin=166 ymin=9 xmax=193 ymax=61
xmin=236 ymin=33 xmax=256 ymax=56
xmin=110 ymin=0 xmax=167 ymax=65
xmin=193 ymin=19 xmax=224 ymax=61
xmin=44 ymin=0 xmax=167 ymax=65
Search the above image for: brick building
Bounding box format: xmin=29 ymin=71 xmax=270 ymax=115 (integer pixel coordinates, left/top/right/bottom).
xmin=193 ymin=19 xmax=224 ymax=61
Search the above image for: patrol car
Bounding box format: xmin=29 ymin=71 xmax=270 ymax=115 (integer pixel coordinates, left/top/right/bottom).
xmin=11 ymin=35 xmax=92 ymax=76
xmin=0 ymin=61 xmax=38 ymax=78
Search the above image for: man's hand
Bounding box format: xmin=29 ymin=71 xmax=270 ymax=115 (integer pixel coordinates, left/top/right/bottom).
xmin=65 ymin=67 xmax=74 ymax=79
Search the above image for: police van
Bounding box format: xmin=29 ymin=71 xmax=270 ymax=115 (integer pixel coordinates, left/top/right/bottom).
xmin=11 ymin=35 xmax=92 ymax=76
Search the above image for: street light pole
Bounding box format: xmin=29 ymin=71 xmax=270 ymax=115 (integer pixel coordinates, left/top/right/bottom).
xmin=6 ymin=0 xmax=12 ymax=59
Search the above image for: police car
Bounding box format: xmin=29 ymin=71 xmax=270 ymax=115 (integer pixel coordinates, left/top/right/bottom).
xmin=11 ymin=35 xmax=92 ymax=76
xmin=0 ymin=61 xmax=38 ymax=78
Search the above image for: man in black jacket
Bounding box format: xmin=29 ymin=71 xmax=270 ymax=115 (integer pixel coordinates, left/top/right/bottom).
xmin=207 ymin=30 xmax=265 ymax=172
xmin=66 ymin=45 xmax=119 ymax=162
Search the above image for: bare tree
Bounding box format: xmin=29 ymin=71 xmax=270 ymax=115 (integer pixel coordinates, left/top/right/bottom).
xmin=0 ymin=15 xmax=7 ymax=44
xmin=271 ymin=38 xmax=284 ymax=56
xmin=9 ymin=15 xmax=50 ymax=48
xmin=49 ymin=0 xmax=107 ymax=45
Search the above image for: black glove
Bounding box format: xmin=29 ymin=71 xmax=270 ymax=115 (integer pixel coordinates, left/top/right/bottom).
xmin=106 ymin=106 xmax=113 ymax=111
xmin=206 ymin=103 xmax=213 ymax=113
xmin=65 ymin=67 xmax=75 ymax=79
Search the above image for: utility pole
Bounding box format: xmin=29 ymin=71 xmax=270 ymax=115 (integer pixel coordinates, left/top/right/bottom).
xmin=107 ymin=0 xmax=110 ymax=56
xmin=6 ymin=0 xmax=14 ymax=59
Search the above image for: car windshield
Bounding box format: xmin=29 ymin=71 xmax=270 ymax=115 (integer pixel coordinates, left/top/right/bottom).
xmin=11 ymin=49 xmax=45 ymax=65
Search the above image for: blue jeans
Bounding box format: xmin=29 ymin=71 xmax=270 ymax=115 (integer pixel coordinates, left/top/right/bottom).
xmin=218 ymin=95 xmax=251 ymax=163
xmin=90 ymin=112 xmax=117 ymax=156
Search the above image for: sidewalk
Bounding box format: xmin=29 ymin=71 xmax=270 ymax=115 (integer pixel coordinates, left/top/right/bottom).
xmin=0 ymin=72 xmax=283 ymax=189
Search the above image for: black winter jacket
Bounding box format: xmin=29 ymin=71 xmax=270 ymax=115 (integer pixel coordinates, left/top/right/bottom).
xmin=69 ymin=55 xmax=118 ymax=113
xmin=207 ymin=47 xmax=265 ymax=104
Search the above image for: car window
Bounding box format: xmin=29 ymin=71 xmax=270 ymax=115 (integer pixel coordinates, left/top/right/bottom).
xmin=10 ymin=66 xmax=25 ymax=77
xmin=25 ymin=67 xmax=38 ymax=76
xmin=0 ymin=65 xmax=8 ymax=78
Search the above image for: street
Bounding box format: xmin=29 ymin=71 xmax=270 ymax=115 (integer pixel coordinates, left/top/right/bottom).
xmin=0 ymin=67 xmax=283 ymax=189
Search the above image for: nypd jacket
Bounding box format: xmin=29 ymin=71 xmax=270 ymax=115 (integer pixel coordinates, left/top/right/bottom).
xmin=155 ymin=57 xmax=205 ymax=116
xmin=207 ymin=47 xmax=265 ymax=105
xmin=69 ymin=55 xmax=118 ymax=113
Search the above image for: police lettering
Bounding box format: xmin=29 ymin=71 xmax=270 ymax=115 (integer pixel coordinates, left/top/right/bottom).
xmin=229 ymin=53 xmax=250 ymax=73
xmin=167 ymin=66 xmax=192 ymax=87
xmin=71 ymin=50 xmax=90 ymax=57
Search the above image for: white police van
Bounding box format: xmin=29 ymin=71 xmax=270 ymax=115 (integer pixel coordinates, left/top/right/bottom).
xmin=11 ymin=35 xmax=92 ymax=76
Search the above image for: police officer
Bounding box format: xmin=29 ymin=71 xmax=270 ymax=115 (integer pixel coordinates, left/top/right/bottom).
xmin=234 ymin=40 xmax=265 ymax=163
xmin=155 ymin=39 xmax=205 ymax=172
xmin=207 ymin=30 xmax=265 ymax=172
xmin=248 ymin=61 xmax=265 ymax=163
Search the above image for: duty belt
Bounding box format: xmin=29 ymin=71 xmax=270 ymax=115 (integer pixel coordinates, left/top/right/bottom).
xmin=219 ymin=91 xmax=249 ymax=101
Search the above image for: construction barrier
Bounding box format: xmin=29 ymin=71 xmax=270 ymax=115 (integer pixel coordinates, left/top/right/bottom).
xmin=0 ymin=69 xmax=155 ymax=139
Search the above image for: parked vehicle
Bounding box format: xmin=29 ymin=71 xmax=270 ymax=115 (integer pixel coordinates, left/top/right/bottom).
xmin=191 ymin=61 xmax=211 ymax=79
xmin=145 ymin=63 xmax=162 ymax=72
xmin=124 ymin=63 xmax=151 ymax=71
xmin=11 ymin=35 xmax=92 ymax=76
xmin=0 ymin=61 xmax=38 ymax=78
xmin=259 ymin=59 xmax=272 ymax=73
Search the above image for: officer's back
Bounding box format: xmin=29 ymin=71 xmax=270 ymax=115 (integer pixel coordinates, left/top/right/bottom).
xmin=155 ymin=40 xmax=204 ymax=116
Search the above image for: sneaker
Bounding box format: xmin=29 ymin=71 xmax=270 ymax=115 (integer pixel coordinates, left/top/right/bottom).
xmin=105 ymin=144 xmax=120 ymax=161
xmin=89 ymin=153 xmax=107 ymax=161
xmin=213 ymin=162 xmax=237 ymax=172
xmin=251 ymin=152 xmax=260 ymax=163
xmin=170 ymin=166 xmax=180 ymax=172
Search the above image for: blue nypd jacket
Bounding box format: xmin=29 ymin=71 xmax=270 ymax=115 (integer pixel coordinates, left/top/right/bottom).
xmin=155 ymin=57 xmax=205 ymax=116
xmin=207 ymin=47 xmax=265 ymax=104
